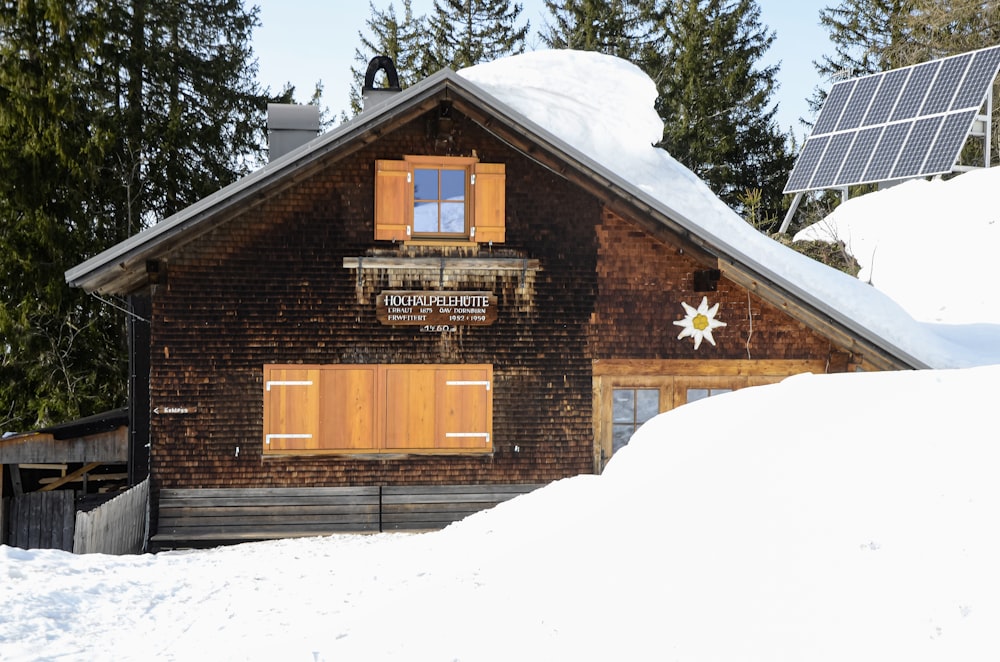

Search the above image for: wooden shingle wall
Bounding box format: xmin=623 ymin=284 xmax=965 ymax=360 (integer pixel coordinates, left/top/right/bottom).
xmin=147 ymin=105 xmax=850 ymax=496
xmin=149 ymin=108 xmax=601 ymax=490
xmin=590 ymin=209 xmax=842 ymax=362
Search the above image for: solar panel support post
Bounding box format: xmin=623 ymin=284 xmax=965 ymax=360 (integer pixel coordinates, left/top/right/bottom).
xmin=986 ymin=88 xmax=993 ymax=168
xmin=778 ymin=191 xmax=804 ymax=234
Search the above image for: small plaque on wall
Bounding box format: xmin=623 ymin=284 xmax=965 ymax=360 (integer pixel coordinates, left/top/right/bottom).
xmin=376 ymin=290 xmax=498 ymax=326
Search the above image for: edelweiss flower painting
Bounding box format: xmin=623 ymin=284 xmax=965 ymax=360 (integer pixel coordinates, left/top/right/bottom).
xmin=674 ymin=296 xmax=726 ymax=349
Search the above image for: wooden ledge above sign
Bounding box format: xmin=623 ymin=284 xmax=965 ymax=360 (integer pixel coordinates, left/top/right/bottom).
xmin=376 ymin=290 xmax=498 ymax=326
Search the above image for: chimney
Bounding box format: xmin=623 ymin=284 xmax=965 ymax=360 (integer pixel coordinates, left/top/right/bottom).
xmin=362 ymin=55 xmax=402 ymax=111
xmin=267 ymin=103 xmax=320 ymax=162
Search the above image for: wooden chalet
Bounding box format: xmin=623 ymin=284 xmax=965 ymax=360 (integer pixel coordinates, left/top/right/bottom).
xmin=65 ymin=55 xmax=924 ymax=549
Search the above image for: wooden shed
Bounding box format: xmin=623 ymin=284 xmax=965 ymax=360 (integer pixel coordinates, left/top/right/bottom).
xmin=65 ymin=56 xmax=924 ymax=549
xmin=1 ymin=409 xmax=129 ymax=550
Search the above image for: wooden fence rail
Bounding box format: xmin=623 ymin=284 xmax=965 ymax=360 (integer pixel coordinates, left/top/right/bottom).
xmin=74 ymin=478 xmax=149 ymax=554
xmin=7 ymin=490 xmax=75 ymax=551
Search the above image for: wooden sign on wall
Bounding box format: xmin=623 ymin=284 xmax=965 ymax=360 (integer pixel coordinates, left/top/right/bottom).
xmin=376 ymin=291 xmax=497 ymax=326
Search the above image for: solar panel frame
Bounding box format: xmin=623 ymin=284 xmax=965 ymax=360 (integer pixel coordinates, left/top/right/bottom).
xmin=889 ymin=61 xmax=939 ymax=122
xmin=920 ymin=53 xmax=973 ymax=115
xmin=952 ymin=47 xmax=1000 ymax=109
xmin=833 ymin=126 xmax=883 ymax=187
xmin=783 ymin=44 xmax=1000 ymax=194
xmin=811 ymin=81 xmax=855 ymax=135
xmin=892 ymin=116 xmax=944 ymax=179
xmin=923 ymin=110 xmax=978 ymax=173
xmin=784 ymin=135 xmax=830 ymax=192
xmin=835 ymin=75 xmax=882 ymax=131
xmin=862 ymin=122 xmax=912 ymax=182
xmin=862 ymin=68 xmax=909 ymax=125
xmin=810 ymin=133 xmax=856 ymax=189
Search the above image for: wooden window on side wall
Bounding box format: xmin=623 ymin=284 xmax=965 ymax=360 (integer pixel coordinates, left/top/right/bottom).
xmin=593 ymin=359 xmax=828 ymax=473
xmin=264 ymin=364 xmax=492 ymax=455
xmin=374 ymin=156 xmax=505 ymax=243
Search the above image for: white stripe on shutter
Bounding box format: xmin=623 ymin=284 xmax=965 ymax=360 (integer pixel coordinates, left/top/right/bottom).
xmin=445 ymin=380 xmax=490 ymax=391
xmin=265 ymin=380 xmax=313 ymax=391
xmin=445 ymin=432 xmax=490 ymax=442
xmin=265 ymin=433 xmax=313 ymax=445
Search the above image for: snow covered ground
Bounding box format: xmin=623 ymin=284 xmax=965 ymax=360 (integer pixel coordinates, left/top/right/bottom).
xmin=4 ymin=50 xmax=1000 ymax=661
xmin=4 ymin=365 xmax=1000 ymax=661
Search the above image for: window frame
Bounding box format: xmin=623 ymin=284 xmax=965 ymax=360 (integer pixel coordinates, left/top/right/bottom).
xmin=263 ymin=363 xmax=493 ymax=456
xmin=593 ymin=359 xmax=827 ymax=472
xmin=374 ymin=156 xmax=506 ymax=244
xmin=409 ymin=155 xmax=476 ymax=238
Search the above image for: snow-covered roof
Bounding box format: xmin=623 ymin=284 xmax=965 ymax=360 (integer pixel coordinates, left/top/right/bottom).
xmin=65 ymin=49 xmax=1000 ymax=368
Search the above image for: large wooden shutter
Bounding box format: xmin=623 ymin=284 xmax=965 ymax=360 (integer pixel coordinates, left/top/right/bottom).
xmin=264 ymin=367 xmax=321 ymax=451
xmin=264 ymin=364 xmax=492 ymax=454
xmin=383 ymin=367 xmax=437 ymax=450
xmin=374 ymin=160 xmax=412 ymax=241
xmin=319 ymin=367 xmax=377 ymax=450
xmin=472 ymin=163 xmax=505 ymax=243
xmin=437 ymin=367 xmax=492 ymax=449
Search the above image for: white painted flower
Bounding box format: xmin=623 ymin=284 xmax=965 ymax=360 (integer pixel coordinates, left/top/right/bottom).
xmin=673 ymin=296 xmax=726 ymax=350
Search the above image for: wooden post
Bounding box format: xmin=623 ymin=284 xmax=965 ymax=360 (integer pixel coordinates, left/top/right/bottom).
xmin=9 ymin=464 xmax=23 ymax=496
xmin=0 ymin=464 xmax=5 ymax=545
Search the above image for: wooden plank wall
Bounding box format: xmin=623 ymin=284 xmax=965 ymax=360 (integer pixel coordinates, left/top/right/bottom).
xmin=7 ymin=490 xmax=76 ymax=551
xmin=74 ymin=479 xmax=149 ymax=555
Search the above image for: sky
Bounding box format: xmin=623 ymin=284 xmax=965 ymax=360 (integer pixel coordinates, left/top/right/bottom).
xmin=248 ymin=0 xmax=830 ymax=135
xmin=5 ymin=45 xmax=1000 ymax=662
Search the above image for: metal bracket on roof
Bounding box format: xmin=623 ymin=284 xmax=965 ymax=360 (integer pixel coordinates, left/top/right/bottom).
xmin=90 ymin=292 xmax=150 ymax=323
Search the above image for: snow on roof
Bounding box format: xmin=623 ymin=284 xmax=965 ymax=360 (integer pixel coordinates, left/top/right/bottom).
xmin=463 ymin=50 xmax=1000 ymax=368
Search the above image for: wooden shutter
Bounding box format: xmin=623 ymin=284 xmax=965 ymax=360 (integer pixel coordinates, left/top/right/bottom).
xmin=264 ymin=366 xmax=320 ymax=451
xmin=383 ymin=367 xmax=437 ymax=450
xmin=437 ymin=367 xmax=492 ymax=450
xmin=472 ymin=162 xmax=505 ymax=243
xmin=374 ymin=160 xmax=412 ymax=241
xmin=319 ymin=367 xmax=377 ymax=450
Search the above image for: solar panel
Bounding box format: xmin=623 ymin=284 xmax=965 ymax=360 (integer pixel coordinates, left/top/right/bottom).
xmin=892 ymin=116 xmax=943 ymax=178
xmin=784 ymin=45 xmax=1000 ymax=194
xmin=890 ymin=61 xmax=938 ymax=121
xmin=835 ymin=75 xmax=881 ymax=131
xmin=834 ymin=127 xmax=882 ymax=186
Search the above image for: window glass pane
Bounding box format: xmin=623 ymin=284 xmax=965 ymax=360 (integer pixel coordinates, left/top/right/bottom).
xmin=711 ymin=388 xmax=733 ymax=397
xmin=612 ymin=389 xmax=635 ymax=423
xmin=635 ymin=389 xmax=660 ymax=423
xmin=440 ymin=202 xmax=465 ymax=233
xmin=414 ymin=169 xmax=437 ymax=200
xmin=440 ymin=169 xmax=465 ymax=201
xmin=413 ymin=201 xmax=438 ymax=232
xmin=687 ymin=388 xmax=709 ymax=402
xmin=612 ymin=424 xmax=634 ymax=454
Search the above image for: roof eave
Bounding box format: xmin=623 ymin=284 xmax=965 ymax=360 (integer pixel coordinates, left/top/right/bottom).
xmin=65 ymin=69 xmax=463 ymax=294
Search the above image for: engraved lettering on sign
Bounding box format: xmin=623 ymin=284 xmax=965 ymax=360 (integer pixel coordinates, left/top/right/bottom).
xmin=376 ymin=291 xmax=497 ymax=326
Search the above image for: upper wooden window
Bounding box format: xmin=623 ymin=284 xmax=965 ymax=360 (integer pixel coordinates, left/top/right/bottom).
xmin=374 ymin=156 xmax=506 ymax=243
xmin=263 ymin=364 xmax=493 ymax=455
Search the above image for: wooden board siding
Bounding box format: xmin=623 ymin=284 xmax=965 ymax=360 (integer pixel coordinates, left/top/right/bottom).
xmin=148 ymin=108 xmax=600 ymax=491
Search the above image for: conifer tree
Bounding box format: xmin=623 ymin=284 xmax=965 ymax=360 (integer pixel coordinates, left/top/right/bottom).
xmin=0 ymin=0 xmax=270 ymax=430
xmin=540 ymin=0 xmax=657 ymax=63
xmin=425 ymin=0 xmax=529 ymax=71
xmin=347 ymin=0 xmax=431 ymax=116
xmin=653 ymin=0 xmax=793 ymax=222
xmin=883 ymin=0 xmax=1000 ymax=65
xmin=815 ymin=0 xmax=912 ymax=86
